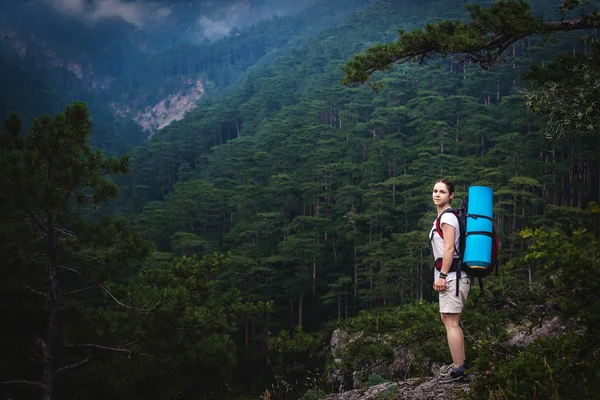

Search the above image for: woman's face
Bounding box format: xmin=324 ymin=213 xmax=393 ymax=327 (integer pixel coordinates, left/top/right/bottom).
xmin=432 ymin=182 xmax=454 ymax=207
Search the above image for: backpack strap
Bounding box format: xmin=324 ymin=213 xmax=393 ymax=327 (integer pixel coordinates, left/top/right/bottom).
xmin=456 ymin=266 xmax=461 ymax=297
xmin=467 ymin=213 xmax=493 ymax=221
xmin=434 ymin=209 xmax=461 ymax=262
xmin=433 ymin=209 xmax=463 ymax=296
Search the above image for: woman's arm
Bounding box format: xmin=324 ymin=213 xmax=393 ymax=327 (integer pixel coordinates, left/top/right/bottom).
xmin=434 ymin=221 xmax=456 ymax=292
xmin=440 ymin=222 xmax=456 ymax=275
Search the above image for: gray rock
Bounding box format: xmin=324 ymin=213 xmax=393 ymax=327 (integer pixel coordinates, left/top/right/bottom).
xmin=326 ymin=377 xmax=470 ymax=400
xmin=506 ymin=316 xmax=566 ymax=347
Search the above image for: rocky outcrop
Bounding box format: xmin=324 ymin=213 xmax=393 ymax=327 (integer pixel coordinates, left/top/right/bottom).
xmin=327 ymin=328 xmax=436 ymax=391
xmin=506 ymin=316 xmax=566 ymax=348
xmin=2 ymin=28 xmax=204 ymax=137
xmin=326 ymin=328 xmax=469 ymax=399
xmin=326 ymin=377 xmax=470 ymax=400
xmin=1 ymin=29 xmax=113 ymax=89
xmin=111 ymin=79 xmax=206 ymax=136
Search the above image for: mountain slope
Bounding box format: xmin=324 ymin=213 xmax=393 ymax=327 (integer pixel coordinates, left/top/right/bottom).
xmin=0 ymin=0 xmax=375 ymax=151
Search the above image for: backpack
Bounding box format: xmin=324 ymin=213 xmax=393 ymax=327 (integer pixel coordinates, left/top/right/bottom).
xmin=432 ymin=198 xmax=500 ymax=295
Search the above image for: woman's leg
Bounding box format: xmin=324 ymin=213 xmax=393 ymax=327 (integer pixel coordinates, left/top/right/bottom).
xmin=440 ymin=312 xmax=465 ymax=368
xmin=439 ymin=278 xmax=470 ymax=369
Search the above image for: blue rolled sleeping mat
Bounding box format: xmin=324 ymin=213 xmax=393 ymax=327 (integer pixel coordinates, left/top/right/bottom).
xmin=463 ymin=186 xmax=493 ymax=269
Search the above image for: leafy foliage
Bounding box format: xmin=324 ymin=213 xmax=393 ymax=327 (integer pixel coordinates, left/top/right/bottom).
xmin=299 ymin=389 xmax=327 ymax=400
xmin=525 ymin=37 xmax=600 ymax=138
xmin=468 ymin=222 xmax=600 ymax=399
xmin=374 ymin=385 xmax=398 ymax=400
xmin=365 ymin=373 xmax=390 ymax=387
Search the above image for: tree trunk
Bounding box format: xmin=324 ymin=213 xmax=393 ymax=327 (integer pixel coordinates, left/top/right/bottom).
xmin=419 ymin=246 xmax=424 ymax=301
xmin=42 ymin=222 xmax=59 ymax=400
xmin=345 ymin=294 xmax=348 ymax=320
xmin=352 ymin=208 xmax=358 ymax=298
xmin=290 ymin=300 xmax=294 ymax=328
xmin=497 ymin=80 xmax=500 ymax=102
xmin=369 ymin=271 xmax=373 ymax=312
xmin=512 ymin=192 xmax=517 ymax=234
xmin=312 ymin=257 xmax=316 ymax=295
xmin=298 ymin=294 xmax=303 ymax=327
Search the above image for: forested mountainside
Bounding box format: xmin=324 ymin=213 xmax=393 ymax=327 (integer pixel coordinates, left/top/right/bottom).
xmin=0 ymin=0 xmax=372 ymax=154
xmin=2 ymin=0 xmax=600 ymax=399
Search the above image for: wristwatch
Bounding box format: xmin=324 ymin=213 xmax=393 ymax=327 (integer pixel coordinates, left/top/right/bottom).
xmin=439 ymin=272 xmax=447 ymax=279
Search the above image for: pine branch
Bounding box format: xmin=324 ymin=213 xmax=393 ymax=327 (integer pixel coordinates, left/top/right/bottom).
xmin=342 ymin=1 xmax=600 ymax=86
xmin=54 ymin=343 xmax=136 ymax=376
xmin=54 ymin=227 xmax=75 ymax=237
xmin=55 ymin=358 xmax=92 ymax=376
xmin=35 ymin=336 xmax=48 ymax=353
xmin=8 ymin=232 xmax=46 ymax=264
xmin=16 ymin=202 xmax=74 ymax=238
xmin=63 ymin=343 xmax=132 ymax=358
xmin=4 ymin=270 xmax=47 ymax=298
xmin=56 ymin=266 xmax=161 ymax=312
xmin=59 ymin=285 xmax=96 ymax=296
xmin=0 ymin=380 xmax=43 ymax=388
xmin=25 ymin=356 xmax=44 ymax=364
xmin=17 ymin=206 xmax=48 ymax=234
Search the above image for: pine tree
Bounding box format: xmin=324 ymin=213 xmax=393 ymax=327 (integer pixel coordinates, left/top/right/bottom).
xmin=0 ymin=103 xmax=152 ymax=399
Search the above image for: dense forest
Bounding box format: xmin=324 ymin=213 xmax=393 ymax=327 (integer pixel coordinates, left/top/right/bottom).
xmin=2 ymin=0 xmax=600 ymax=399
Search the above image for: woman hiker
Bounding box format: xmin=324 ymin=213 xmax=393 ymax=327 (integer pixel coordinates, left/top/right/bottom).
xmin=430 ymin=179 xmax=470 ymax=383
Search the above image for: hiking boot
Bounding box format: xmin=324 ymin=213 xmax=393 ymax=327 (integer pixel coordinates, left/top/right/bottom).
xmin=440 ymin=360 xmax=468 ymax=377
xmin=439 ymin=364 xmax=453 ymax=377
xmin=439 ymin=366 xmax=466 ymax=383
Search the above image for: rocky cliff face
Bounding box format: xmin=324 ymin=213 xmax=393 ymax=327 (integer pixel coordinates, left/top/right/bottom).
xmin=111 ymin=79 xmax=206 ymax=136
xmin=327 ymin=328 xmax=435 ymax=392
xmin=2 ymin=29 xmax=206 ymax=136
xmin=1 ymin=30 xmax=111 ymax=90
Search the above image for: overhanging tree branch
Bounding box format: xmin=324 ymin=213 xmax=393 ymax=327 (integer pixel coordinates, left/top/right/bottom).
xmin=341 ymin=0 xmax=600 ymax=87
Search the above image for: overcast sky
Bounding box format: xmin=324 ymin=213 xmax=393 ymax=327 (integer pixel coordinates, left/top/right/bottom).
xmin=35 ymin=0 xmax=320 ymax=40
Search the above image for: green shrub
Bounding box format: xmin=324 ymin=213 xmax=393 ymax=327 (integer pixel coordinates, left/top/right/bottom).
xmin=375 ymin=385 xmax=398 ymax=400
xmin=467 ymin=227 xmax=600 ymax=399
xmin=299 ymin=389 xmax=327 ymax=400
xmin=328 ymin=303 xmax=448 ymax=381
xmin=365 ymin=373 xmax=390 ymax=388
xmin=469 ymin=334 xmax=600 ymax=399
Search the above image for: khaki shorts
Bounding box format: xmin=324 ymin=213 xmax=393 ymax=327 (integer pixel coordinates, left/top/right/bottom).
xmin=439 ymin=277 xmax=471 ymax=314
